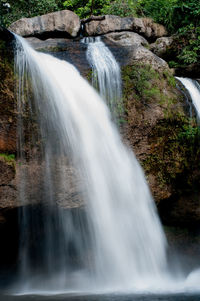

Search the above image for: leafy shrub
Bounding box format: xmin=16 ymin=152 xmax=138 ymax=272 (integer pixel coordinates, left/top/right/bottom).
xmin=63 ymin=0 xmax=110 ymax=18
xmin=101 ymin=0 xmax=142 ymax=17
xmin=141 ymin=0 xmax=200 ymax=32
xmin=1 ymin=0 xmax=63 ymax=26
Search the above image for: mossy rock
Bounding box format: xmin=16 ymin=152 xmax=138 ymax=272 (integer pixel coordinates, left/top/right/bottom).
xmin=121 ymin=62 xmax=200 ymax=213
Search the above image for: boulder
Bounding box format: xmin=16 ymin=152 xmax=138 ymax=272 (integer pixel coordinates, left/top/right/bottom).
xmin=85 ymin=15 xmax=167 ymax=40
xmin=150 ymin=36 xmax=173 ymax=57
xmin=104 ymin=31 xmax=148 ymax=47
xmin=85 ymin=15 xmax=133 ymax=36
xmin=130 ymin=46 xmax=169 ymax=70
xmin=132 ymin=17 xmax=167 ymax=40
xmin=9 ymin=10 xmax=80 ymax=38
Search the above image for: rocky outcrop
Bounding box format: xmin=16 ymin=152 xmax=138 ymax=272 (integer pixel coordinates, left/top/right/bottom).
xmin=9 ymin=10 xmax=81 ymax=39
xmin=130 ymin=46 xmax=168 ymax=70
xmin=0 ymin=157 xmax=17 ymax=209
xmin=102 ymin=33 xmax=168 ymax=71
xmin=85 ymin=15 xmax=167 ymax=40
xmin=104 ymin=31 xmax=148 ymax=47
xmin=121 ymin=63 xmax=200 ymax=228
xmin=150 ymin=36 xmax=173 ymax=57
xmin=8 ymin=10 xmax=168 ymax=42
xmin=150 ymin=36 xmax=200 ymax=78
xmin=27 ymin=34 xmax=168 ymax=72
xmin=0 ymin=41 xmax=16 ymax=153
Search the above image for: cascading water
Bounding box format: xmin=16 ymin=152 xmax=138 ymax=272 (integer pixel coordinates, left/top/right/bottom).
xmin=14 ymin=33 xmax=171 ymax=293
xmin=175 ymin=77 xmax=200 ymax=290
xmin=176 ymin=77 xmax=200 ymax=119
xmin=83 ymin=37 xmax=123 ymax=120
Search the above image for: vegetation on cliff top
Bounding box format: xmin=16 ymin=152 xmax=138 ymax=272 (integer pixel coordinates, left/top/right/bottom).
xmin=1 ymin=0 xmax=199 ymax=67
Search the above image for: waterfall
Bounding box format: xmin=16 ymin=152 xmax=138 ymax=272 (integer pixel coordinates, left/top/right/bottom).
xmin=83 ymin=37 xmax=123 ymax=120
xmin=176 ymin=77 xmax=200 ymax=119
xmin=14 ymin=33 xmax=170 ymax=293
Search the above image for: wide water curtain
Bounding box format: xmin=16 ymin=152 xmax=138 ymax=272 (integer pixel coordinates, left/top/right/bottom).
xmin=14 ymin=34 xmax=169 ymax=292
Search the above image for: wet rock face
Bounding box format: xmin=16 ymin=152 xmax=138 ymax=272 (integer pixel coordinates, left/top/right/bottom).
xmin=0 ymin=157 xmax=17 ymax=209
xmin=25 ymin=37 xmax=90 ymax=75
xmin=102 ymin=33 xmax=168 ymax=71
xmin=27 ymin=34 xmax=169 ymax=72
xmin=9 ymin=10 xmax=81 ymax=39
xmin=0 ymin=41 xmax=16 ymax=154
xmin=120 ymin=63 xmax=200 ymax=228
xmin=159 ymin=194 xmax=200 ymax=227
xmin=175 ymin=64 xmax=200 ymax=79
xmin=84 ymin=15 xmax=167 ymax=40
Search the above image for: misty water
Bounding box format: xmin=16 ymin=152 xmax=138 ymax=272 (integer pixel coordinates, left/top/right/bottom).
xmin=2 ymin=292 xmax=200 ymax=301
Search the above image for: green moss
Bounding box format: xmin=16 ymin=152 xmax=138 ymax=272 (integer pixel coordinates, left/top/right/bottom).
xmin=142 ymin=117 xmax=200 ymax=193
xmin=163 ymin=69 xmax=176 ymax=87
xmin=0 ymin=153 xmax=15 ymax=162
xmin=121 ymin=62 xmax=200 ymax=200
xmin=122 ymin=63 xmax=178 ymax=110
xmin=86 ymin=69 xmax=93 ymax=83
xmin=122 ymin=64 xmax=158 ymax=102
xmin=0 ymin=153 xmax=16 ymax=169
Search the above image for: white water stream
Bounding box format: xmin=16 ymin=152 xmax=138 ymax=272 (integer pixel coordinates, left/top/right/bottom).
xmin=83 ymin=37 xmax=123 ymax=120
xmin=176 ymin=77 xmax=200 ymax=119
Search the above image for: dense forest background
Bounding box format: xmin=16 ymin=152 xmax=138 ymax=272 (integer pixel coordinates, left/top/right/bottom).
xmin=0 ymin=0 xmax=199 ymax=67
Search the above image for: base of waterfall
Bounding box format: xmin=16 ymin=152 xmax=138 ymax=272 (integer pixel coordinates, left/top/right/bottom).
xmin=3 ymin=289 xmax=200 ymax=301
xmin=6 ymin=269 xmax=200 ymax=298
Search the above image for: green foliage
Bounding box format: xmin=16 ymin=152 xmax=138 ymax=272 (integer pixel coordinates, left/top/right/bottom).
xmin=178 ymin=124 xmax=200 ymax=143
xmin=143 ymin=118 xmax=200 ymax=193
xmin=140 ymin=0 xmax=200 ymax=67
xmin=163 ymin=70 xmax=176 ymax=87
xmin=176 ymin=25 xmax=200 ymax=65
xmin=140 ymin=0 xmax=200 ymax=32
xmin=122 ymin=63 xmax=165 ymax=105
xmin=0 ymin=153 xmax=15 ymax=162
xmin=168 ymin=24 xmax=200 ymax=67
xmin=141 ymin=0 xmax=177 ymax=31
xmin=102 ymin=0 xmax=142 ymax=17
xmin=1 ymin=0 xmax=63 ymax=26
xmin=63 ymin=0 xmax=110 ymax=18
